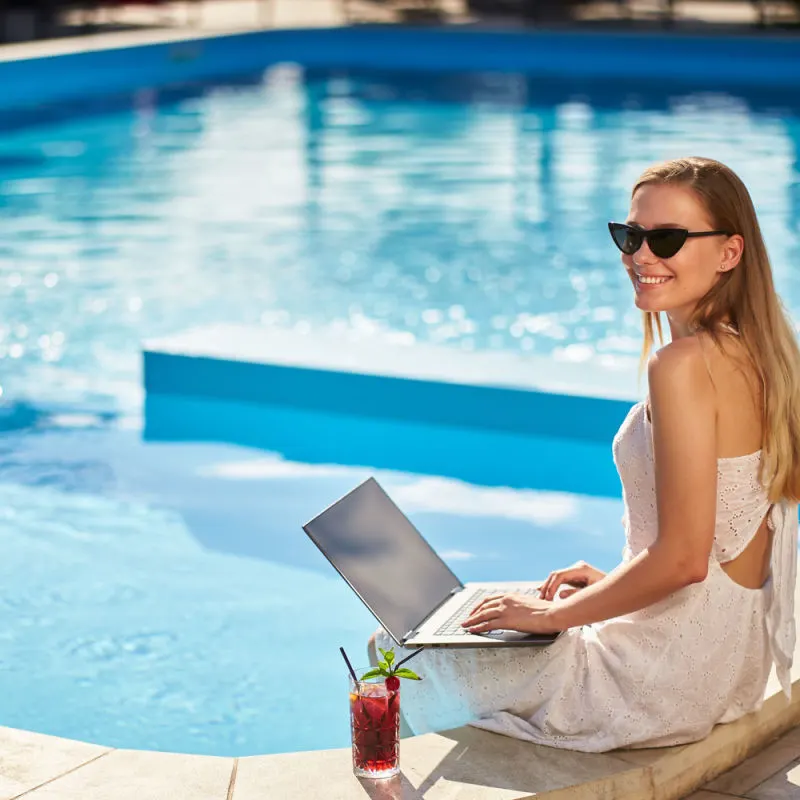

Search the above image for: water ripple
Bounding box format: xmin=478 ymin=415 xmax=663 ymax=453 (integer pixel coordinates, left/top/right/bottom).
xmin=0 ymin=68 xmax=797 ymax=410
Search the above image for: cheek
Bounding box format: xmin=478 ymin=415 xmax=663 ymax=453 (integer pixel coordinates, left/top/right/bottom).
xmin=622 ymin=255 xmax=635 ymax=272
xmin=667 ymin=252 xmax=707 ymax=284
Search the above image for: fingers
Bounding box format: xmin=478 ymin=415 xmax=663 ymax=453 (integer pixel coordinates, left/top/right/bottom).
xmin=539 ymin=571 xmax=569 ymax=599
xmin=557 ymin=587 xmax=579 ymax=599
xmin=462 ymin=601 xmax=503 ymax=630
xmin=463 ymin=620 xmax=496 ymax=634
xmin=463 ymin=611 xmax=501 ymax=633
xmin=539 ymin=568 xmax=587 ymax=601
xmin=467 ymin=600 xmax=502 ymax=621
xmin=461 ymin=609 xmax=496 ymax=630
xmin=539 ymin=572 xmax=564 ymax=601
xmin=469 ymin=594 xmax=503 ymax=615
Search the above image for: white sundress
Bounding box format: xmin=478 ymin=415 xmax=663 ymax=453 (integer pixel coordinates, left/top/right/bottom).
xmin=374 ymin=400 xmax=798 ymax=752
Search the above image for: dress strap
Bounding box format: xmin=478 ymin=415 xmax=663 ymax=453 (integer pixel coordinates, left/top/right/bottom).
xmin=765 ymin=501 xmax=799 ymax=700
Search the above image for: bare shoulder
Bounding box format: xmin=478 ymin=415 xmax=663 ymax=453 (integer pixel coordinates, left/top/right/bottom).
xmin=647 ymin=337 xmax=717 ymax=472
xmin=647 ymin=337 xmax=715 ymax=403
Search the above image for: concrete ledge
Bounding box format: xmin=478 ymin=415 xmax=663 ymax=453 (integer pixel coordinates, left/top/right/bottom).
xmin=143 ymin=325 xmax=640 ymax=445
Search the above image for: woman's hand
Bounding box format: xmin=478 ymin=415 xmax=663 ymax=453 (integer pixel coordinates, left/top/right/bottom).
xmin=461 ymin=593 xmax=562 ymax=635
xmin=537 ymin=561 xmax=606 ymax=601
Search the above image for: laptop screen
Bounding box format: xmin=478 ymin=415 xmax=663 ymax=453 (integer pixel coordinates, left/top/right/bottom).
xmin=303 ymin=477 xmax=463 ymax=643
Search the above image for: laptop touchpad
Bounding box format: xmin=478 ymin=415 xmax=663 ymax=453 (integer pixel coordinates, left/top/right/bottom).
xmin=478 ymin=630 xmax=557 ymax=643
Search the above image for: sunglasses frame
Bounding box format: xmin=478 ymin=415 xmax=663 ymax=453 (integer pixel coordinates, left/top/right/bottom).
xmin=608 ymin=222 xmax=732 ymax=259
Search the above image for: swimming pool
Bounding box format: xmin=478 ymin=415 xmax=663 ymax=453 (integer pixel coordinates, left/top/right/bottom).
xmin=0 ymin=33 xmax=799 ymax=756
xmin=1 ymin=63 xmax=799 ymax=411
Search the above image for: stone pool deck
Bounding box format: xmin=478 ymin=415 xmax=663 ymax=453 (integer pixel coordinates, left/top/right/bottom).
xmin=0 ymin=0 xmax=796 ymax=66
xmin=0 ymin=576 xmax=796 ymax=800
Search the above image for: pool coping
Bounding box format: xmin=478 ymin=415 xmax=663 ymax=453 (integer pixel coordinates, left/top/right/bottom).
xmin=1 ymin=19 xmax=799 ymax=121
xmin=0 ymin=574 xmax=796 ymax=799
xmin=0 ymin=18 xmax=260 ymax=64
xmin=2 ymin=9 xmax=800 ymax=67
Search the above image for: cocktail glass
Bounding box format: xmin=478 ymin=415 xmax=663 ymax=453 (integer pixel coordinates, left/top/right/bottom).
xmin=349 ymin=670 xmax=400 ymax=779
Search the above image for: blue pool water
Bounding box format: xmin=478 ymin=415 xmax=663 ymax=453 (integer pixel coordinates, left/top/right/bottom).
xmin=1 ymin=66 xmax=799 ymax=411
xmin=0 ymin=62 xmax=798 ymax=756
xmin=0 ymin=408 xmax=625 ymax=755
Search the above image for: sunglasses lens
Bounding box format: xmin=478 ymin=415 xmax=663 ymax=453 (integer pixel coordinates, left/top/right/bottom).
xmin=648 ymin=229 xmax=688 ymax=259
xmin=609 ymin=224 xmax=642 ymax=255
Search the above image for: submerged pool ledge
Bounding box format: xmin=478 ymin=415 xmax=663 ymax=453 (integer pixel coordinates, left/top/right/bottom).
xmin=0 ymin=578 xmax=796 ymax=799
xmin=143 ymin=325 xmax=641 ymax=446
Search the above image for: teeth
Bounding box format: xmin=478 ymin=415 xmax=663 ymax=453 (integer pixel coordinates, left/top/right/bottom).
xmin=637 ymin=275 xmax=671 ymax=285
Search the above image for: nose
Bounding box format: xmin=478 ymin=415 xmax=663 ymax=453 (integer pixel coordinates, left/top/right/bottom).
xmin=633 ymin=237 xmax=659 ymax=264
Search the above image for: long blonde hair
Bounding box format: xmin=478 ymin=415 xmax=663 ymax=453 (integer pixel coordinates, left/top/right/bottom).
xmin=634 ymin=157 xmax=800 ymax=503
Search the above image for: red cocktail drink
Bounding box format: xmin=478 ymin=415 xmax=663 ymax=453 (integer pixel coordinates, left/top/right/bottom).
xmin=349 ymin=677 xmax=400 ymax=779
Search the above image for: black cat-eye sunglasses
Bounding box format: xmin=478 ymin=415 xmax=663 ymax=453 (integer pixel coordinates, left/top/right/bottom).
xmin=608 ymin=222 xmax=731 ymax=260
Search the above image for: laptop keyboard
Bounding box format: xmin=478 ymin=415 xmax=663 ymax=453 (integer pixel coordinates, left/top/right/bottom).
xmin=434 ymin=586 xmax=542 ymax=637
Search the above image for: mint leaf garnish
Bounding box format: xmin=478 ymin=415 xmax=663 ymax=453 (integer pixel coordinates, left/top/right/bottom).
xmin=360 ymin=647 xmax=424 ymax=685
xmin=393 ymin=668 xmax=421 ymax=680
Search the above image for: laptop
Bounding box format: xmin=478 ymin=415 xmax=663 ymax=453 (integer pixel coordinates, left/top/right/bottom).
xmin=302 ymin=477 xmax=562 ymax=649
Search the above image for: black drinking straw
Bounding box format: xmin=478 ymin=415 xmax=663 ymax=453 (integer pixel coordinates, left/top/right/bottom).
xmin=340 ymin=646 xmax=359 ymax=683
xmin=342 ymin=646 xmax=369 ymax=718
xmin=395 ymin=647 xmax=425 ymax=670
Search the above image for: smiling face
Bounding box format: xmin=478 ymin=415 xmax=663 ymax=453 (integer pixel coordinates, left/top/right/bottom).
xmin=623 ymin=183 xmax=740 ymax=332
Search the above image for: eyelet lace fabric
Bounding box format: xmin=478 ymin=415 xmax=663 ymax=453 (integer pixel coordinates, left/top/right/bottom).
xmin=373 ymin=401 xmax=798 ymax=752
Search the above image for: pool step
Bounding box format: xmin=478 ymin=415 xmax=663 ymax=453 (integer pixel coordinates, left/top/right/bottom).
xmin=143 ymin=324 xmax=640 ymax=444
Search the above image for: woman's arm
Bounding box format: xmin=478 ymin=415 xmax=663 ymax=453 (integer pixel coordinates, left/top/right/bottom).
xmin=547 ymin=337 xmax=719 ymax=630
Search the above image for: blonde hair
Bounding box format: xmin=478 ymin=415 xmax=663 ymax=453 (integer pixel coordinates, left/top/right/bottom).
xmin=634 ymin=157 xmax=800 ymax=503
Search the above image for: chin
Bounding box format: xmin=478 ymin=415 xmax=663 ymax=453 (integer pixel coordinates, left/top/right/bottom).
xmin=633 ymin=294 xmax=667 ymax=313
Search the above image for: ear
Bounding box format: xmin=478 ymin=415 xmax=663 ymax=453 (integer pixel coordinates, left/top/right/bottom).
xmin=719 ymin=234 xmax=744 ymax=273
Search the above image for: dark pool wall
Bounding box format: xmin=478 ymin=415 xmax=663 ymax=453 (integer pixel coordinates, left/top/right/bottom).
xmin=1 ymin=25 xmax=799 ymax=118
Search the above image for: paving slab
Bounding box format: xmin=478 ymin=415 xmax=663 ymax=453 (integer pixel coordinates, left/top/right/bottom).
xmin=746 ymin=757 xmax=800 ymax=800
xmin=0 ymin=727 xmax=109 ymax=800
xmin=17 ymin=748 xmax=235 ymax=800
xmin=232 ymin=726 xmax=649 ymax=799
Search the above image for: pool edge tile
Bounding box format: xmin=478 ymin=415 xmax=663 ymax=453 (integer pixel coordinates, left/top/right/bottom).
xmin=13 ymin=748 xmax=234 ymax=800
xmin=0 ymin=726 xmax=110 ymax=800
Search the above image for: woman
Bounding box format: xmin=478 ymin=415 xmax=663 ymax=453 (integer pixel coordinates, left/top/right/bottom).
xmin=370 ymin=156 xmax=800 ymax=752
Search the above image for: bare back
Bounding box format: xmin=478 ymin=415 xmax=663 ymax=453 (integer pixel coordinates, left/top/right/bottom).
xmin=697 ymin=330 xmax=771 ymax=589
xmin=645 ymin=329 xmax=771 ymax=589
